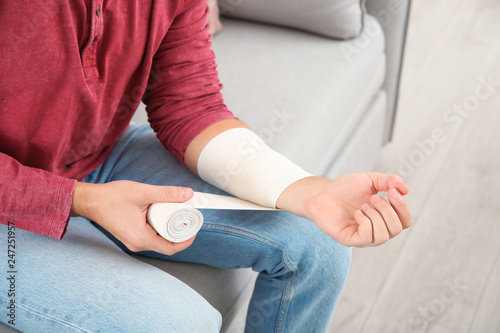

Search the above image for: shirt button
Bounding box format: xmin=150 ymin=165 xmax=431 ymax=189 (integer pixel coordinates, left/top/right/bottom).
xmin=96 ymin=5 xmax=101 ymax=16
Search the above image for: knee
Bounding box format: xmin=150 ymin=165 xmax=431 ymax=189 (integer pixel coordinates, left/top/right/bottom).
xmin=314 ymin=237 xmax=352 ymax=290
xmin=179 ymin=303 xmax=222 ymax=333
xmin=109 ymin=299 xmax=222 ymax=333
xmin=202 ymin=303 xmax=223 ymax=332
xmin=90 ymin=282 xmax=222 ymax=333
xmin=150 ymin=297 xmax=222 ymax=333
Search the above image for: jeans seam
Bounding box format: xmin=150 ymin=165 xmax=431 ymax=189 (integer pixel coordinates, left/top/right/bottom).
xmin=275 ymin=269 xmax=297 ymax=333
xmin=0 ymin=296 xmax=88 ymax=332
xmin=202 ymin=223 xmax=298 ymax=333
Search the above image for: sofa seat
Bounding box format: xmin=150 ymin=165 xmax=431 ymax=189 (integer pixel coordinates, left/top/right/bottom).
xmin=211 ymin=14 xmax=386 ymax=177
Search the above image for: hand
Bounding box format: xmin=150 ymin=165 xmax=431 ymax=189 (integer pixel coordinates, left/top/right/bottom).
xmin=71 ymin=180 xmax=196 ymax=255
xmin=207 ymin=0 xmax=223 ymax=36
xmin=277 ymin=172 xmax=412 ymax=247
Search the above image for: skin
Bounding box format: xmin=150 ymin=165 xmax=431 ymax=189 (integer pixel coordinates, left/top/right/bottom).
xmin=71 ymin=119 xmax=412 ymax=255
xmin=207 ymin=0 xmax=223 ymax=36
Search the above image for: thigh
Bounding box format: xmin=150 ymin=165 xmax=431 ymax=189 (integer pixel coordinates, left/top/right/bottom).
xmin=0 ymin=218 xmax=220 ymax=332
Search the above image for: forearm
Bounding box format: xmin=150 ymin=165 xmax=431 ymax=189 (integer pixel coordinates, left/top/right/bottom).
xmin=184 ymin=119 xmax=315 ymax=210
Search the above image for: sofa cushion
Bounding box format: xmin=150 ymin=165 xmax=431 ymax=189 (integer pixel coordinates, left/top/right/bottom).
xmin=219 ymin=0 xmax=365 ymax=39
xmin=211 ymin=15 xmax=386 ymax=176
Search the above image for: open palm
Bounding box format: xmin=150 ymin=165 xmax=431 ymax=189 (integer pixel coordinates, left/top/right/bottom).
xmin=303 ymin=172 xmax=412 ymax=247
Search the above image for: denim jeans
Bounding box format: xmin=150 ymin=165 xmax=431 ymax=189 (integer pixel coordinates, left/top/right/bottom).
xmin=0 ymin=123 xmax=351 ymax=332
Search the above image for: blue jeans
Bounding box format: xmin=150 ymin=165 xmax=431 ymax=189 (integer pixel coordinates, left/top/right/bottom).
xmin=0 ymin=123 xmax=351 ymax=332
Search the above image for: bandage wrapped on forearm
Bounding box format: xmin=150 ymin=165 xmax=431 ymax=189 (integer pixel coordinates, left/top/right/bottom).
xmin=197 ymin=128 xmax=313 ymax=208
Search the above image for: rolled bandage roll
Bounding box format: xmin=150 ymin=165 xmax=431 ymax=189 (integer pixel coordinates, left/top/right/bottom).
xmin=147 ymin=203 xmax=203 ymax=243
xmin=147 ymin=192 xmax=276 ymax=243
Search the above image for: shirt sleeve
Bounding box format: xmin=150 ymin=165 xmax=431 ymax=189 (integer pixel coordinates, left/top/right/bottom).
xmin=0 ymin=153 xmax=76 ymax=239
xmin=143 ymin=0 xmax=236 ymax=163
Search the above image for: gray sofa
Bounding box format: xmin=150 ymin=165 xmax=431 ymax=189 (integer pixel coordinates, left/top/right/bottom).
xmin=0 ymin=0 xmax=410 ymax=332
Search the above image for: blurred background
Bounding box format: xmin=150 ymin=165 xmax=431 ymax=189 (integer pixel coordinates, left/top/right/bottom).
xmin=329 ymin=0 xmax=500 ymax=332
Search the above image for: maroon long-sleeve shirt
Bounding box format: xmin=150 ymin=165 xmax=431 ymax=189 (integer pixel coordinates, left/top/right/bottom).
xmin=0 ymin=0 xmax=235 ymax=239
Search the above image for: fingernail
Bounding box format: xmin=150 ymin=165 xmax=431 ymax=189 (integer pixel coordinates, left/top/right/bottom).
xmin=357 ymin=210 xmax=366 ymax=217
xmin=371 ymin=195 xmax=381 ymax=204
xmin=362 ymin=203 xmax=371 ymax=211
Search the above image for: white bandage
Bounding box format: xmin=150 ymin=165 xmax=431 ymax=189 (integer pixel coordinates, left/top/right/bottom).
xmin=197 ymin=128 xmax=313 ymax=208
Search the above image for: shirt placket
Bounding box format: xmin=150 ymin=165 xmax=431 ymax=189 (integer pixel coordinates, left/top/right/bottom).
xmin=81 ymin=1 xmax=103 ymax=80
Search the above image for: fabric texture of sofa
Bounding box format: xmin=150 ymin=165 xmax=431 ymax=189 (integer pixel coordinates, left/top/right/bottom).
xmin=0 ymin=1 xmax=410 ymax=332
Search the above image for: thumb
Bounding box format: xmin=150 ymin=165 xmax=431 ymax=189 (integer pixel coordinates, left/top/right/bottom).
xmin=143 ymin=185 xmax=194 ymax=204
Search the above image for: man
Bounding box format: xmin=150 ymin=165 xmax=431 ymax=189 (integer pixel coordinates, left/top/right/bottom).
xmin=0 ymin=1 xmax=412 ymax=332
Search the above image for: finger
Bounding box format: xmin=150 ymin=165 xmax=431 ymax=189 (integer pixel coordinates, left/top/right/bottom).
xmin=352 ymin=209 xmax=373 ymax=246
xmin=143 ymin=185 xmax=194 ymax=204
xmin=143 ymin=225 xmax=197 ymax=255
xmin=368 ymin=172 xmax=410 ymax=196
xmin=362 ymin=203 xmax=390 ymax=246
xmin=152 ymin=235 xmax=197 ymax=256
xmin=370 ymin=195 xmax=403 ymax=238
xmin=388 ymin=177 xmax=410 ymax=196
xmin=388 ymin=188 xmax=413 ymax=229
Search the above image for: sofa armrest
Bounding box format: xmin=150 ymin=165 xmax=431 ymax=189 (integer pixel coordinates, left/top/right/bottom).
xmin=365 ymin=0 xmax=411 ymax=142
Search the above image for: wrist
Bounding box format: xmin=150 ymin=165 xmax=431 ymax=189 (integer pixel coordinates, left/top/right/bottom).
xmin=70 ymin=182 xmax=97 ymax=218
xmin=276 ymin=176 xmax=330 ymax=216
